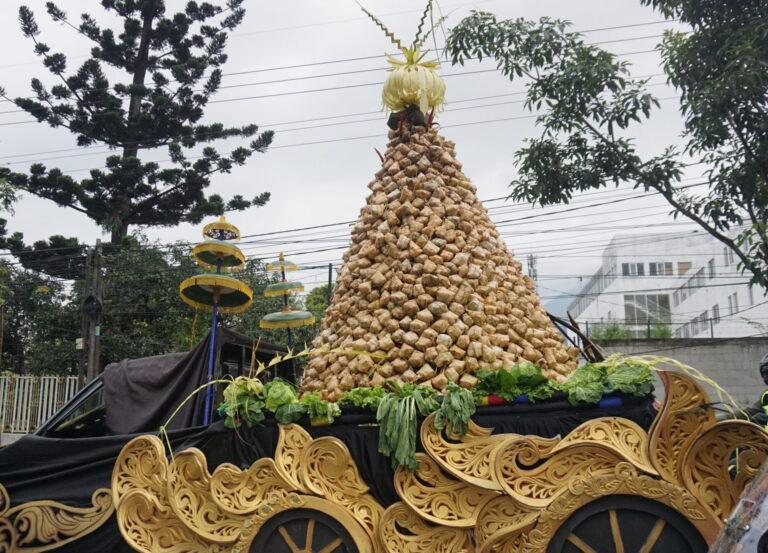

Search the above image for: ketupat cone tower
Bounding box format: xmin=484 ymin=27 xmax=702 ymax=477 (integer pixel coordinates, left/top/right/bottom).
xmin=301 ymin=7 xmax=579 ymax=400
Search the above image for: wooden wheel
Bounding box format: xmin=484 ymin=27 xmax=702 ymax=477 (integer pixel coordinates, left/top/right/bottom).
xmin=248 ymin=508 xmax=359 ymax=553
xmin=546 ymin=495 xmax=708 ymax=553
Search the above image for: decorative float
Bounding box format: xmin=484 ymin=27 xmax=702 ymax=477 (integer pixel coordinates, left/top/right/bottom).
xmin=0 ymin=4 xmax=766 ymax=553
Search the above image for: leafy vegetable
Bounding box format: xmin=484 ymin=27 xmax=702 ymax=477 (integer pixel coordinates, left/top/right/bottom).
xmin=473 ymin=362 xmax=555 ymax=403
xmin=560 ymin=363 xmax=607 ymax=406
xmin=274 ymin=403 xmax=307 ymax=424
xmin=377 ymin=382 xmax=439 ymax=469
xmin=604 ymin=361 xmax=654 ymax=396
xmin=299 ymin=392 xmax=341 ymax=425
xmin=338 ymin=386 xmax=387 ymax=410
xmin=264 ymin=378 xmax=298 ymax=412
xmin=220 ymin=376 xmax=266 ymax=428
xmin=434 ymin=380 xmax=476 ymax=436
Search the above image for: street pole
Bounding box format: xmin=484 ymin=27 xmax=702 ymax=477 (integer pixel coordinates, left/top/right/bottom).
xmin=86 ymin=240 xmax=103 ymax=382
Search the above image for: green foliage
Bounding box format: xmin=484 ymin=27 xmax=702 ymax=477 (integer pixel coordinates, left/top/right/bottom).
xmin=264 ymin=378 xmax=298 ymax=412
xmin=604 ymin=361 xmax=654 ymax=397
xmin=305 ymin=284 xmax=331 ymax=322
xmin=560 ymin=360 xmax=655 ymax=405
xmin=0 ymin=261 xmax=79 ymax=375
xmin=377 ymin=383 xmax=439 ymax=469
xmin=339 ymin=386 xmax=387 ymax=410
xmin=559 ymin=364 xmax=607 ymax=406
xmin=473 ymin=361 xmax=556 ymax=403
xmin=446 ymin=4 xmax=768 ymax=289
xmin=299 ymin=391 xmax=341 ymax=425
xmin=434 ymin=380 xmax=476 ymax=437
xmin=650 ymin=322 xmax=673 ymax=339
xmin=220 ymin=376 xmax=265 ymax=428
xmin=590 ymin=323 xmax=630 ymax=340
xmin=0 ymin=1 xmax=272 ymax=245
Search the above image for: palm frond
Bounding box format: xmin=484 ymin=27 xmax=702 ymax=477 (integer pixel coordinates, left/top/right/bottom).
xmin=356 ymin=1 xmax=402 ymax=50
xmin=413 ymin=0 xmax=434 ymax=46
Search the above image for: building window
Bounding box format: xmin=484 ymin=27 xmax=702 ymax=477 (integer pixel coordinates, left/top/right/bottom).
xmin=749 ymin=286 xmax=755 ymax=305
xmin=622 ymin=263 xmax=645 ymax=277
xmin=678 ymin=261 xmax=692 ymax=275
xmin=690 ymin=310 xmax=709 ymax=336
xmin=712 ymin=304 xmax=720 ymax=324
xmin=624 ymin=294 xmax=671 ymax=325
xmin=673 ymin=290 xmax=680 ymax=307
xmin=707 ymin=258 xmax=715 ymax=279
xmin=723 ymin=247 xmax=735 ymax=266
xmin=649 ymin=262 xmax=673 ymax=276
xmin=727 ymin=292 xmax=738 ymax=315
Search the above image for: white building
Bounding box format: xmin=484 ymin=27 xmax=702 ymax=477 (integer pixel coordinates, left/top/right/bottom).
xmin=568 ymin=230 xmax=768 ymax=338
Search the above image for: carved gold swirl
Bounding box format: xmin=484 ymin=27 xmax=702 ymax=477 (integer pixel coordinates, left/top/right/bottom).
xmin=0 ymin=484 xmax=113 ymax=553
xmin=299 ymin=436 xmax=384 ymax=547
xmin=379 ymin=502 xmax=474 ymax=553
xmin=474 ymin=495 xmax=538 ymax=553
xmin=395 ymin=453 xmax=498 ymax=527
xmin=274 ymin=423 xmax=313 ymax=493
xmin=552 ymin=416 xmax=657 ymax=475
xmin=680 ymin=420 xmax=768 ymax=521
xmin=210 ymin=458 xmax=294 ymax=514
xmin=495 ymin=437 xmax=624 ymax=508
xmin=111 ymin=435 xmax=168 ymax=503
xmin=166 ymin=448 xmax=247 ymax=542
xmin=421 ymin=413 xmax=514 ymax=490
xmin=648 ymin=371 xmax=716 ymax=485
xmin=116 ymin=489 xmax=227 ymax=553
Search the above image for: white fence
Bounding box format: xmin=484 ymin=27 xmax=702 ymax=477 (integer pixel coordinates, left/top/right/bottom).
xmin=0 ymin=375 xmax=80 ymax=438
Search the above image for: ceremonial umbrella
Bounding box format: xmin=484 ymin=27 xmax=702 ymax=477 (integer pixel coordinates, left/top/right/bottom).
xmin=180 ymin=217 xmax=252 ymax=424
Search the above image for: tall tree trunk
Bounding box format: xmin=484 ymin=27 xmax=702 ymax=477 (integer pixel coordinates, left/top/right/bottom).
xmin=112 ymin=0 xmax=158 ymax=244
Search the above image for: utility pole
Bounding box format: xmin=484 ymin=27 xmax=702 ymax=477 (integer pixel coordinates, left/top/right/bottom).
xmin=327 ymin=263 xmax=333 ymax=300
xmin=77 ymin=246 xmax=92 ymax=386
xmin=84 ymin=240 xmax=103 ymax=382
xmin=526 ymin=253 xmax=538 ymax=281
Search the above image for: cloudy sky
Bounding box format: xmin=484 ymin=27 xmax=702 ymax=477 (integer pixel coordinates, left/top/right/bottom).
xmin=0 ymin=0 xmax=701 ymax=307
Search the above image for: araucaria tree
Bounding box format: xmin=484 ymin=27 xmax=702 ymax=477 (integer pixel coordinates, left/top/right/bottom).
xmin=446 ymin=0 xmax=768 ymax=289
xmin=0 ymin=0 xmax=273 ymax=245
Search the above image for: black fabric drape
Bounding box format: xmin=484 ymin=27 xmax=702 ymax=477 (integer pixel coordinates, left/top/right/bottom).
xmin=102 ymin=328 xmax=285 ymax=434
xmin=0 ymin=395 xmax=655 ymax=552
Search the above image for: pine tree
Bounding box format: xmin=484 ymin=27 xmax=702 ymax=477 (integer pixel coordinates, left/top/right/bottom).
xmin=0 ymin=0 xmax=273 ymax=248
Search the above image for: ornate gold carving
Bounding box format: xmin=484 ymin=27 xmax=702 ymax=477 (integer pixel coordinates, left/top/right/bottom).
xmin=116 ymin=489 xmax=227 ymax=553
xmin=495 ymin=437 xmax=625 ymax=508
xmin=421 ymin=413 xmax=513 ymax=491
xmin=395 ymin=453 xmax=499 ymax=527
xmin=552 ymin=417 xmax=657 ymax=475
xmin=299 ymin=436 xmax=384 ymax=548
xmin=680 ymin=420 xmax=768 ymax=521
xmin=0 ymin=484 xmax=113 ymax=553
xmin=112 ymin=436 xmax=228 ymax=553
xmin=210 ymin=458 xmax=294 ymax=514
xmin=648 ymin=371 xmax=716 ymax=486
xmin=274 ymin=423 xmax=313 ymax=493
xmin=111 ymin=435 xmax=168 ymax=502
xmin=166 ymin=448 xmax=247 ymax=542
xmin=474 ymin=495 xmax=538 ymax=553
xmin=379 ymin=502 xmax=475 ymax=553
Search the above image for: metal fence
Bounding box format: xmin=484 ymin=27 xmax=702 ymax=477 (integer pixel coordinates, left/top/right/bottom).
xmin=0 ymin=375 xmax=80 ymax=436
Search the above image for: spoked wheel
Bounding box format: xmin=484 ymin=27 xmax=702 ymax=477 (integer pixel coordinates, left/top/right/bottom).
xmin=546 ymin=495 xmax=708 ymax=553
xmin=248 ymin=508 xmax=360 ymax=553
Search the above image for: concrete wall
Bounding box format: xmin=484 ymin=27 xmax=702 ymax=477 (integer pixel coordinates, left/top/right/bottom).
xmin=596 ymin=337 xmax=768 ymax=407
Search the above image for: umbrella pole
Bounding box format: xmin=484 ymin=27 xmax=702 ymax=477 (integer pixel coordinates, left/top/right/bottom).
xmin=203 ymin=258 xmax=223 ymax=425
xmin=281 ymin=266 xmax=296 ymax=381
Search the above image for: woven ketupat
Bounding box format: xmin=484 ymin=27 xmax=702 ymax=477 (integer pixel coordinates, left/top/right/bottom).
xmin=301 ymin=124 xmax=579 ymax=400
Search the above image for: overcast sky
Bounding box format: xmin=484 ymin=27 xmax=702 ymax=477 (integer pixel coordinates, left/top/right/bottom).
xmin=0 ymin=0 xmax=701 ymax=305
